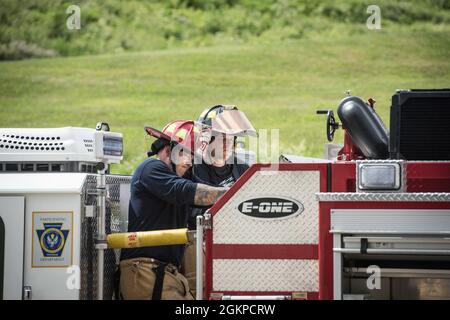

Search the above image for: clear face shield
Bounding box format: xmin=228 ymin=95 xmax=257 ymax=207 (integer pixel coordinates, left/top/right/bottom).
xmin=210 ymin=109 xmax=257 ymax=137
xmin=194 ymin=109 xmax=257 ymax=166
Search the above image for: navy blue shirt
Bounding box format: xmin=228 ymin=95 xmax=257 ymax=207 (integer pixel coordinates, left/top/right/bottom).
xmin=193 ymin=162 xmax=248 ymax=187
xmin=187 ymin=159 xmax=248 ymax=229
xmin=120 ymin=158 xmax=197 ymax=267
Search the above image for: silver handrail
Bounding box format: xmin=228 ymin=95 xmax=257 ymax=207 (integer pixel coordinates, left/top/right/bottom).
xmin=96 ymin=163 xmax=108 ymax=300
xmin=196 ymin=215 xmax=204 ymax=300
xmin=334 ymin=248 xmax=450 ymax=255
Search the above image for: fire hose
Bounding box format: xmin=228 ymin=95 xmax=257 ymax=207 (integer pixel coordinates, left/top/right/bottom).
xmin=107 ymin=228 xmax=194 ymax=249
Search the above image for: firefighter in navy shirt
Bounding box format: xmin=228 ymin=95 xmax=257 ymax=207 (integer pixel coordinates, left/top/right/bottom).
xmin=193 ymin=105 xmax=257 ymax=189
xmin=181 ymin=105 xmax=257 ymax=296
xmin=119 ymin=120 xmax=228 ymax=300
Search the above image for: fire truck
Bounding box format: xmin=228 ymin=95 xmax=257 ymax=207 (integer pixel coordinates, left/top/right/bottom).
xmin=0 ymin=89 xmax=449 ymax=300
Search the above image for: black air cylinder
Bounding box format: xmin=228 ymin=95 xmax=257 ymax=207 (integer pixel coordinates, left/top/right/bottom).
xmin=337 ymin=96 xmax=389 ymax=159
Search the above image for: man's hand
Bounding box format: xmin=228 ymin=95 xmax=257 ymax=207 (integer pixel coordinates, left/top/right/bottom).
xmin=194 ymin=184 xmax=228 ymax=206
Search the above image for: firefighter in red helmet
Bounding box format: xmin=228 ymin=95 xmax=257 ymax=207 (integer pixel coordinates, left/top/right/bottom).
xmin=119 ymin=120 xmax=228 ymax=300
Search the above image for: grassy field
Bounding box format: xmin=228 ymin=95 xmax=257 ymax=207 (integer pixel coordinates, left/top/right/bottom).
xmin=1 ymin=24 xmax=449 ymax=174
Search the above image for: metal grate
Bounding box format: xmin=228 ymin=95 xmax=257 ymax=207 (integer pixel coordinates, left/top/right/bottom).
xmin=390 ymin=90 xmax=450 ymax=160
xmin=399 ymin=97 xmax=450 ymax=160
xmin=0 ymin=162 xmax=98 ymax=173
xmin=80 ymin=174 xmax=131 ymax=300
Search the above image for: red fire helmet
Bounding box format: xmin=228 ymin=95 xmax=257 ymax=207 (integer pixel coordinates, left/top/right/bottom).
xmin=145 ymin=120 xmax=196 ymax=154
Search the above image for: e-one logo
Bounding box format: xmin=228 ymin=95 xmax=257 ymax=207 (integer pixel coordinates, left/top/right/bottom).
xmin=238 ymin=197 xmax=303 ymax=219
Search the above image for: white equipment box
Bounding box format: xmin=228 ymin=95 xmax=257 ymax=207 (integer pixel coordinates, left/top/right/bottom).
xmin=0 ymin=173 xmax=131 ymax=300
xmin=0 ymin=127 xmax=123 ymax=164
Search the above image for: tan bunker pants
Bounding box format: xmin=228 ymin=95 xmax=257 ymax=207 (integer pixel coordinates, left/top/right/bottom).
xmin=181 ymin=239 xmax=197 ymax=298
xmin=120 ymin=257 xmax=193 ymax=300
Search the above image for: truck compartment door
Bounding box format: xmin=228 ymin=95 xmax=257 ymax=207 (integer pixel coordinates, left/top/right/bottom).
xmin=0 ymin=196 xmax=25 ymax=300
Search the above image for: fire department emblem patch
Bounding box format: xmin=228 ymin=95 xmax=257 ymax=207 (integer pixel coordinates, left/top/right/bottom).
xmin=32 ymin=211 xmax=73 ymax=267
xmin=36 ymin=223 xmax=69 ymax=257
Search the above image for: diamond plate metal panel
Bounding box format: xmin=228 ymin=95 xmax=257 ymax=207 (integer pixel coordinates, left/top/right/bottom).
xmin=213 ymin=170 xmax=321 ymax=244
xmin=316 ymin=192 xmax=450 ymax=202
xmin=213 ymin=259 xmax=318 ymax=292
xmin=80 ymin=174 xmax=131 ymax=300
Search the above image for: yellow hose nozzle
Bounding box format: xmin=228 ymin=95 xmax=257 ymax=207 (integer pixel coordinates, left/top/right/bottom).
xmin=107 ymin=228 xmax=190 ymax=249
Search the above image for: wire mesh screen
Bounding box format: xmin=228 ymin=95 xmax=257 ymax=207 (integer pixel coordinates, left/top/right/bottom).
xmin=80 ymin=174 xmax=131 ymax=300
